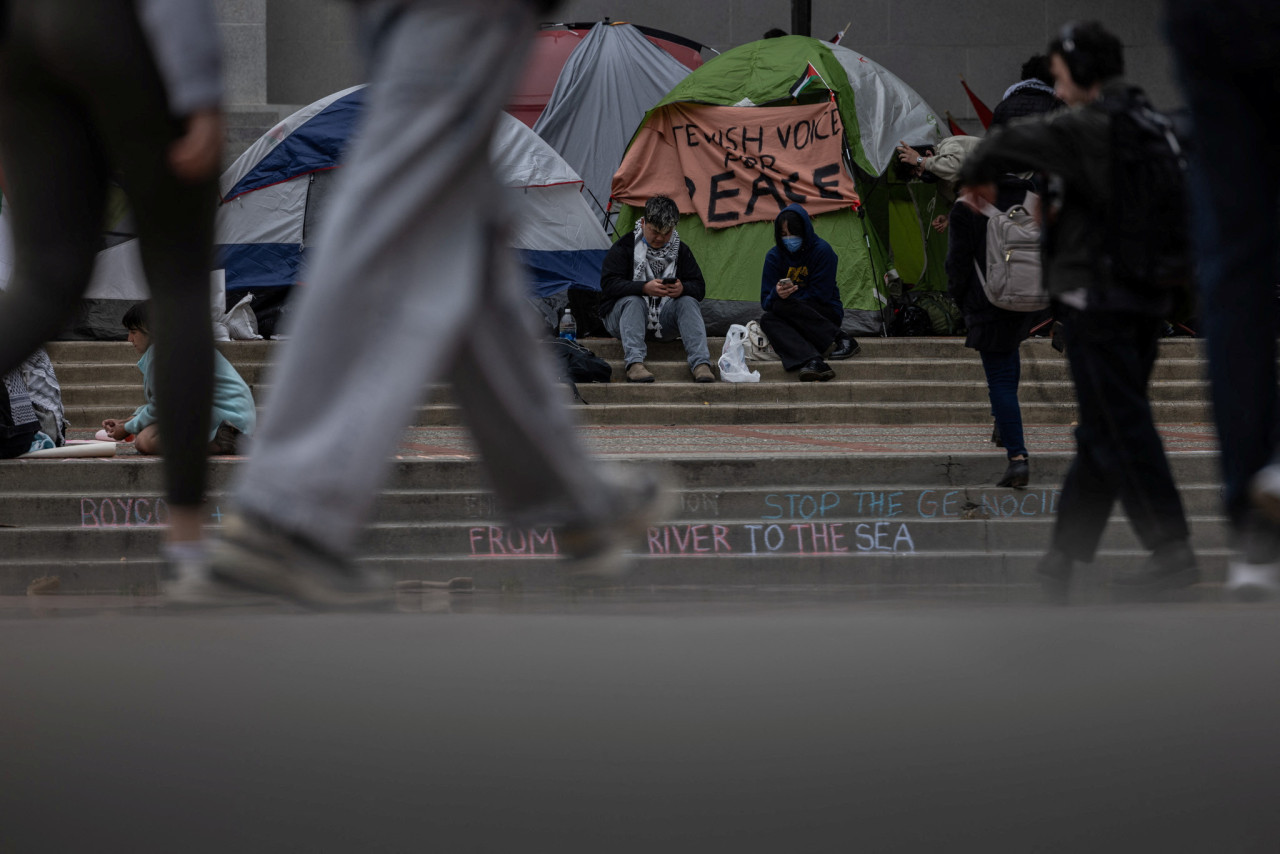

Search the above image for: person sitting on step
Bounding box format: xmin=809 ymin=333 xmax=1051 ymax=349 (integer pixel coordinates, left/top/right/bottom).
xmin=759 ymin=204 xmax=859 ymax=382
xmin=599 ymin=195 xmax=715 ymax=384
xmin=101 ymin=301 xmax=256 ymax=456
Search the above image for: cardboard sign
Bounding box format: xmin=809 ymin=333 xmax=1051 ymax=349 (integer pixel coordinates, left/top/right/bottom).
xmin=612 ymin=102 xmax=860 ymax=228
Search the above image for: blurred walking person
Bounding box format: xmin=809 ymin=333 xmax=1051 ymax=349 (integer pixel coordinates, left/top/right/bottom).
xmin=0 ymin=0 xmax=223 ymax=579
xmin=1166 ymin=1 xmax=1280 ymax=599
xmin=208 ymin=0 xmax=664 ymax=606
xmin=959 ymin=21 xmax=1197 ymax=597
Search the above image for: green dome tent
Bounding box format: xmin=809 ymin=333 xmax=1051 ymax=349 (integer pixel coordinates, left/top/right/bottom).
xmin=610 ymin=35 xmax=946 ymax=335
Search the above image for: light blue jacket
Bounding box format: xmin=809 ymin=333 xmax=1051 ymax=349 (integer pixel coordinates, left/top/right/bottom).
xmin=125 ymin=348 xmax=256 ymax=439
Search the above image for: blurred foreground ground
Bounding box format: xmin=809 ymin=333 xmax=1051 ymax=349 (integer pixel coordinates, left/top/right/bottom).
xmin=2 ymin=591 xmax=1278 ymax=852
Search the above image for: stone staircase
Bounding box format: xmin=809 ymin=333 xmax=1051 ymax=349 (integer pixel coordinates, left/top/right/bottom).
xmin=0 ymin=336 xmax=1223 ymax=595
xmin=46 ymin=337 xmax=1211 ymax=428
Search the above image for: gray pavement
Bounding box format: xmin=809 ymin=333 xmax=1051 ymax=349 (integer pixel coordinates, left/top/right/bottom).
xmin=2 ymin=594 xmax=1279 ymax=852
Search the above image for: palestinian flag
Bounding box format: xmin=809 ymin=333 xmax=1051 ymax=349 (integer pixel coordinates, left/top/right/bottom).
xmin=789 ymin=63 xmax=824 ymax=98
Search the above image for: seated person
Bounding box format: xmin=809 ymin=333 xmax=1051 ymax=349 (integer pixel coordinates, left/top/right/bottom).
xmin=1 ymin=368 xmax=39 ymax=459
xmin=759 ymin=204 xmax=858 ymax=382
xmin=102 ymin=301 xmax=256 ymax=455
xmin=599 ymin=195 xmax=714 ymax=383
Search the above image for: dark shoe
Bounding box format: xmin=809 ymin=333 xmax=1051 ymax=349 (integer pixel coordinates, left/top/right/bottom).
xmin=991 ymin=422 xmax=1004 ymax=448
xmin=828 ymin=334 xmax=861 ymax=360
xmin=209 ymin=421 xmax=242 ymax=456
xmin=997 ymin=458 xmax=1029 ymax=488
xmin=1036 ymin=551 xmax=1074 ymax=604
xmin=798 ymin=358 xmax=835 ymax=382
xmin=1111 ymin=540 xmax=1200 ymax=591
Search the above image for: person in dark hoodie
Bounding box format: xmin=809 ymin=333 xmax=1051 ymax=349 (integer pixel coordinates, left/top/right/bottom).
xmin=759 ymin=204 xmax=858 ymax=382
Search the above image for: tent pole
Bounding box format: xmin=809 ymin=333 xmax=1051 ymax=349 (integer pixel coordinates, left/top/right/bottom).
xmin=791 ymin=0 xmax=811 ymax=37
xmin=857 ymin=207 xmax=889 ymax=337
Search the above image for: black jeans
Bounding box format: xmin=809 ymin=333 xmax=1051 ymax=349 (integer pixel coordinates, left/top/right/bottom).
xmin=1052 ymin=309 xmax=1190 ymax=561
xmin=759 ymin=299 xmax=841 ymax=371
xmin=0 ymin=1 xmax=215 ymax=505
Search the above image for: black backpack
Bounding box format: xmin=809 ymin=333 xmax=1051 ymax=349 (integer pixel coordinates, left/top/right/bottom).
xmin=1098 ymin=87 xmax=1192 ymax=294
xmin=546 ymin=338 xmax=612 ymax=384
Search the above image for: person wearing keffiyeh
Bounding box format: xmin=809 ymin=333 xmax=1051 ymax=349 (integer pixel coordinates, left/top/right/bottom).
xmin=599 ymin=195 xmax=714 ymax=383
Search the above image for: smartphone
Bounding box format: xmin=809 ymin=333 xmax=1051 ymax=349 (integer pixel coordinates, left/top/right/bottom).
xmin=662 ymin=277 xmax=677 ymax=285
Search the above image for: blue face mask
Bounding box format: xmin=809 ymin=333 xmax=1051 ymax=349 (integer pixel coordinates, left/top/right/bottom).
xmin=782 ymin=235 xmax=803 ymax=253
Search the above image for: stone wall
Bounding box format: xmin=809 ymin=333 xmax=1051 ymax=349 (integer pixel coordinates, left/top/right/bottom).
xmin=218 ymin=0 xmax=1179 ymax=133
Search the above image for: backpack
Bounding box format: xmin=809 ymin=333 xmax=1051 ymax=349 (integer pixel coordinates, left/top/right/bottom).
xmin=1097 ymin=87 xmax=1192 ymax=293
xmin=546 ymin=338 xmax=612 ymax=384
xmin=974 ymin=198 xmax=1049 ymax=312
xmin=911 ymin=290 xmax=965 ymax=335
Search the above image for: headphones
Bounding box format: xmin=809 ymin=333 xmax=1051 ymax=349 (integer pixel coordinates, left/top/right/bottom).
xmin=1057 ymin=21 xmax=1094 ymax=88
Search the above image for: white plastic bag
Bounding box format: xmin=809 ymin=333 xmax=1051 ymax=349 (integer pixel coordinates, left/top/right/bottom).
xmin=742 ymin=319 xmax=779 ymax=361
xmin=210 ymin=270 xmax=231 ymax=341
xmin=223 ymin=293 xmax=263 ymax=340
xmin=717 ymin=324 xmax=761 ymax=383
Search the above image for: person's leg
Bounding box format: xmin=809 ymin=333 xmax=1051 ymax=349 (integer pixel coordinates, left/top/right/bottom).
xmin=227 ymin=0 xmax=596 ymax=559
xmin=760 ymin=302 xmax=826 ymax=371
xmin=655 ymin=296 xmax=711 ymax=369
xmin=1059 ymin=311 xmax=1195 ymax=588
xmin=1047 ymin=313 xmax=1122 ymax=563
xmin=134 ymin=424 xmax=162 ymax=455
xmin=446 ymin=225 xmax=618 ymax=528
xmin=0 ymin=26 xmax=109 ymax=372
xmin=1169 ymin=4 xmax=1280 ymax=536
xmin=980 ymin=349 xmax=1026 ymax=460
xmin=602 ymin=296 xmax=649 ymax=366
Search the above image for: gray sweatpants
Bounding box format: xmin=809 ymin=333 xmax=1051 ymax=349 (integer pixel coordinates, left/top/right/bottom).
xmin=233 ymin=0 xmax=613 ymax=556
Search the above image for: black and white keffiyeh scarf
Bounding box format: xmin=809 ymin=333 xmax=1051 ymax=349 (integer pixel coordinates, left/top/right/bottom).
xmin=632 ymin=218 xmax=681 ymax=336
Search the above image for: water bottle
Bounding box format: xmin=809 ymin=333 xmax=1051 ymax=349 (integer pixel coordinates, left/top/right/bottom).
xmin=558 ymin=308 xmax=577 ymax=341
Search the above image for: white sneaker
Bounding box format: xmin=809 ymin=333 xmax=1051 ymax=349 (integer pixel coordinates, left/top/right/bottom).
xmin=1224 ymin=561 xmax=1280 ymax=603
xmin=1250 ymin=463 xmax=1280 ymax=525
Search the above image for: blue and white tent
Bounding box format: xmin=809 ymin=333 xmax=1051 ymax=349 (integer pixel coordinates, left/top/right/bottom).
xmin=215 ymin=85 xmax=611 ymax=307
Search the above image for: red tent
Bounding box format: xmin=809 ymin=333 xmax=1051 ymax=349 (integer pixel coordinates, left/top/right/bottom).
xmin=507 ymin=23 xmax=706 ymax=127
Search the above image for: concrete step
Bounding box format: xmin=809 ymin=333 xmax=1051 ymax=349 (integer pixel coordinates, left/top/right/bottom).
xmin=0 ymin=550 xmax=1238 ymax=596
xmin=0 ymin=451 xmax=1223 ymax=492
xmin=0 ymin=512 xmax=1235 ymax=565
xmin=50 ymin=360 xmax=1211 ymax=401
xmin=59 ymin=377 xmax=1213 ymax=409
xmin=44 ymin=337 xmax=1205 ymax=362
xmin=0 ymin=483 xmax=1236 ymax=528
xmin=59 ymin=399 xmax=1215 ymax=429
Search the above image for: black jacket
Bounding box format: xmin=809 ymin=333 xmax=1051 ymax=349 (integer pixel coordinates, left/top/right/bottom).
xmin=946 ymin=178 xmax=1048 ymax=352
xmin=599 ymin=232 xmax=706 ymax=320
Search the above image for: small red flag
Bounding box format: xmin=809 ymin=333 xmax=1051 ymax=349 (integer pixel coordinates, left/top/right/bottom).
xmin=945 ymin=111 xmax=968 ymax=136
xmin=960 ymin=77 xmax=993 ymax=129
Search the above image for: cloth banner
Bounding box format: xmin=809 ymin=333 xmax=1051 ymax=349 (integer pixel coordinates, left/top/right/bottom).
xmin=612 ymin=103 xmax=860 ymax=229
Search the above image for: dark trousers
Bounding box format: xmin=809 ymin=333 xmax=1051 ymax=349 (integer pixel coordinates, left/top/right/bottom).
xmin=0 ymin=1 xmax=216 ymax=505
xmin=1052 ymin=310 xmax=1190 ymax=561
xmin=980 ymin=348 xmax=1026 ymax=459
xmin=1167 ymin=0 xmax=1280 ymax=533
xmin=759 ymin=299 xmax=841 ymax=371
